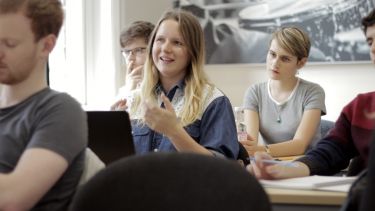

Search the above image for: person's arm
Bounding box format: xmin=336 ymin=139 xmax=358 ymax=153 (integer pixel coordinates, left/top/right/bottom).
xmin=265 ymin=108 xmax=322 ymax=157
xmin=197 ymin=94 xmax=239 ymax=158
xmin=240 ymin=109 xmax=261 ymax=155
xmin=242 ymin=81 xmax=325 ymax=157
xmin=0 ymin=148 xmax=68 ymax=211
xmin=0 ymin=92 xmax=87 ymax=210
xmin=247 ymin=151 xmax=310 ymax=180
xmin=242 ymin=109 xmax=321 ymax=157
xmin=244 ymin=109 xmax=259 ymax=142
xmin=143 ymin=93 xmax=212 ymax=155
xmin=294 ymin=93 xmax=375 ymax=176
xmin=263 ymin=82 xmax=325 ymax=157
xmin=241 ymin=84 xmax=263 ymax=156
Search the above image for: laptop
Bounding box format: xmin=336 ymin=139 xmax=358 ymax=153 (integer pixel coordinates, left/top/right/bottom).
xmin=86 ymin=111 xmax=135 ymax=165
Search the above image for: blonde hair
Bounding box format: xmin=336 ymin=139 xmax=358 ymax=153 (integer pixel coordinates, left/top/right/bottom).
xmin=271 ymin=27 xmax=311 ymax=61
xmin=130 ymin=9 xmax=212 ymax=126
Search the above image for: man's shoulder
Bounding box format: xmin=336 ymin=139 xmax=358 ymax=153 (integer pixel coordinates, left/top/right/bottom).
xmin=37 ymin=88 xmax=82 ymax=109
xmin=347 ymin=91 xmax=375 ymax=107
xmin=356 ymin=91 xmax=375 ymax=100
xmin=342 ymin=91 xmax=375 ymax=125
xmin=19 ymin=89 xmax=85 ymax=123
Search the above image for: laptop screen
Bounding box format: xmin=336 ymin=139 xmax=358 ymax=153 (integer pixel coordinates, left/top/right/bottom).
xmin=86 ymin=111 xmax=135 ymax=165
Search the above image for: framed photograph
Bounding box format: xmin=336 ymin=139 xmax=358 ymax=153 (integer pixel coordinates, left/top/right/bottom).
xmin=178 ymin=0 xmax=375 ymax=64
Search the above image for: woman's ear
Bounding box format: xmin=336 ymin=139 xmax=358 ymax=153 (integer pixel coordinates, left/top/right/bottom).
xmin=297 ymin=57 xmax=307 ymax=69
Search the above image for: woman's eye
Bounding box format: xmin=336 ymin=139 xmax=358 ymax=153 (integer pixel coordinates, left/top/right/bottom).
xmin=155 ymin=37 xmax=164 ymax=43
xmin=174 ymin=41 xmax=183 ymax=46
xmin=282 ymin=57 xmax=290 ymax=62
xmin=4 ymin=41 xmax=17 ymax=48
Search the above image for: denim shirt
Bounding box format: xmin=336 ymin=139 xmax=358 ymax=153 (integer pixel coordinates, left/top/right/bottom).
xmin=130 ymin=82 xmax=239 ymax=159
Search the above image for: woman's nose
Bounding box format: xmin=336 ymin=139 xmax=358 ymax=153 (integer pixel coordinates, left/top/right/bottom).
xmin=161 ymin=41 xmax=171 ymax=53
xmin=271 ymin=57 xmax=280 ymax=68
xmin=371 ymin=42 xmax=375 ymax=55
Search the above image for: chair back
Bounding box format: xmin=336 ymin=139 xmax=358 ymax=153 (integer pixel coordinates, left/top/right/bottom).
xmin=69 ymin=153 xmax=271 ymax=211
xmin=309 ymin=119 xmax=335 ymax=148
xmin=321 ymin=119 xmax=335 ymax=137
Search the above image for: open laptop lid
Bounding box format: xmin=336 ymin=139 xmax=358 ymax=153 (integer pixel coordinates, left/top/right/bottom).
xmin=86 ymin=111 xmax=135 ymax=165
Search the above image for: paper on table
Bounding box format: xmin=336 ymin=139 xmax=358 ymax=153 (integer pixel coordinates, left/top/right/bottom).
xmin=317 ymin=183 xmax=352 ymax=192
xmin=260 ymin=175 xmax=357 ymax=192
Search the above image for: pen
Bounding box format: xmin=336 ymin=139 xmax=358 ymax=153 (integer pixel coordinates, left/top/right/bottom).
xmin=248 ymin=156 xmax=298 ymax=167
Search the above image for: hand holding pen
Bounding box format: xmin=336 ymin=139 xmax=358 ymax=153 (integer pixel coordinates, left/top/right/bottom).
xmin=247 ymin=151 xmax=310 ymax=180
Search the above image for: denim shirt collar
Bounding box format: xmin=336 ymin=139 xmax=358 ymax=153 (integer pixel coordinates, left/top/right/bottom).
xmin=155 ymin=80 xmax=185 ymax=101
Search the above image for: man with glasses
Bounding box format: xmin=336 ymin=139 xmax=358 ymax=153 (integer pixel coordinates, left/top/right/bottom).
xmin=111 ymin=21 xmax=154 ymax=111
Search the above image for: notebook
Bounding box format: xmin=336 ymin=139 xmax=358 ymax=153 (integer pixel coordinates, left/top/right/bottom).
xmin=260 ymin=175 xmax=357 ymax=192
xmin=86 ymin=111 xmax=135 ymax=165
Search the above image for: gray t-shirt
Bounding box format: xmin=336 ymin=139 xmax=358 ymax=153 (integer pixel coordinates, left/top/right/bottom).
xmin=243 ymin=78 xmax=326 ymax=147
xmin=0 ymin=88 xmax=87 ymax=211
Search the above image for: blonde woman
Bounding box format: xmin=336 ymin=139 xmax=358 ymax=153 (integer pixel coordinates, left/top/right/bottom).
xmin=241 ymin=27 xmax=326 ymax=157
xmin=128 ymin=10 xmax=239 ymax=158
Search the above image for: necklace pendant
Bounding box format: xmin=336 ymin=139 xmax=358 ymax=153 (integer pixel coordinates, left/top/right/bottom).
xmin=277 ymin=117 xmax=282 ymax=123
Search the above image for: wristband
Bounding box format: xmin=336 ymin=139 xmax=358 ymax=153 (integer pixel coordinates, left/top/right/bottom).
xmin=265 ymin=145 xmax=271 ymax=154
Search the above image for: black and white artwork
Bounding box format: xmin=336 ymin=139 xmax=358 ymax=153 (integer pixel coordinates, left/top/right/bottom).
xmin=178 ymin=0 xmax=375 ymax=64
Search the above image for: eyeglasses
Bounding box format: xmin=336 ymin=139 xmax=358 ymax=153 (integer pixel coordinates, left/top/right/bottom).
xmin=121 ymin=47 xmax=147 ymax=57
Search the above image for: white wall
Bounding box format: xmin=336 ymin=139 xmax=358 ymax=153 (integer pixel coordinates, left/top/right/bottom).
xmin=120 ymin=0 xmax=173 ymax=25
xmin=121 ymin=0 xmax=375 ymax=121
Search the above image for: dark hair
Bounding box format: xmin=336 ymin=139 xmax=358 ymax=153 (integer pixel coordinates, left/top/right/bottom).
xmin=362 ymin=8 xmax=375 ymax=34
xmin=0 ymin=0 xmax=63 ymax=41
xmin=120 ymin=21 xmax=155 ymax=48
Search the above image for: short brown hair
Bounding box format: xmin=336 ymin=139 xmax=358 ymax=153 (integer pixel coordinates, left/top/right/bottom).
xmin=271 ymin=27 xmax=311 ymax=61
xmin=362 ymin=8 xmax=375 ymax=34
xmin=120 ymin=21 xmax=155 ymax=48
xmin=0 ymin=0 xmax=63 ymax=41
